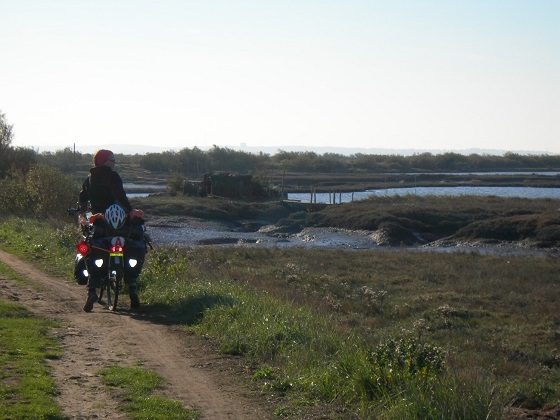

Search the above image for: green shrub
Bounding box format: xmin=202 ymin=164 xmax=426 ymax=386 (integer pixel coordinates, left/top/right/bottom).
xmin=26 ymin=164 xmax=80 ymax=217
xmin=0 ymin=165 xmax=80 ymax=219
xmin=0 ymin=178 xmax=32 ymax=215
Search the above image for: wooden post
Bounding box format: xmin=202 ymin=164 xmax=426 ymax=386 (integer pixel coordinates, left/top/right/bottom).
xmin=281 ymin=169 xmax=285 ymax=200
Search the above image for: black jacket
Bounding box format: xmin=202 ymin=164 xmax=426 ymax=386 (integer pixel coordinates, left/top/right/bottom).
xmin=79 ymin=166 xmax=132 ymax=214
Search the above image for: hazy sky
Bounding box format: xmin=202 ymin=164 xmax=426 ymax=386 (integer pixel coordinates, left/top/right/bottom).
xmin=1 ymin=0 xmax=558 ymax=154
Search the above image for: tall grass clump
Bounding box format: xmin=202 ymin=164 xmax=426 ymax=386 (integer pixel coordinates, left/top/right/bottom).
xmin=374 ymin=372 xmax=500 ymax=419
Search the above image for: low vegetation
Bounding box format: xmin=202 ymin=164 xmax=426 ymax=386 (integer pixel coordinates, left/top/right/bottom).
xmin=138 ymin=194 xmax=560 ymax=247
xmin=275 ymin=171 xmax=560 ymax=192
xmin=308 ymin=195 xmax=560 ymax=247
xmin=138 ymin=195 xmax=299 ymax=223
xmin=141 ymin=248 xmax=500 ymax=418
xmin=139 ymin=246 xmax=558 ymax=418
xmin=100 ymin=366 xmax=200 ymax=419
xmin=1 ymin=214 xmax=559 ymax=418
xmin=0 ymin=283 xmax=64 ymax=419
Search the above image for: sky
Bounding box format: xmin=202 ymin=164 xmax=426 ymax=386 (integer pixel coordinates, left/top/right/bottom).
xmin=1 ymin=0 xmax=559 ymax=155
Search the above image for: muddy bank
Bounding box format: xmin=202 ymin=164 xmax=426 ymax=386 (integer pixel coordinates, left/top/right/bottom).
xmin=145 ymin=216 xmax=374 ymax=249
xmin=145 ymin=216 xmax=560 ymax=258
xmin=136 ymin=194 xmax=560 ymax=253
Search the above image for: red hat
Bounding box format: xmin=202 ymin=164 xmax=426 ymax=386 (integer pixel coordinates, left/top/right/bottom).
xmin=94 ymin=149 xmax=114 ymax=166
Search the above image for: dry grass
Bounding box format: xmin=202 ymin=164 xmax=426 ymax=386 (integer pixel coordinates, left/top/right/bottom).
xmin=177 ymin=246 xmax=560 ymax=411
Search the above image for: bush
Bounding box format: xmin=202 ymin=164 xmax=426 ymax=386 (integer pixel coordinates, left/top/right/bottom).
xmin=0 ymin=165 xmax=80 ymax=219
xmin=0 ymin=178 xmax=32 ymax=215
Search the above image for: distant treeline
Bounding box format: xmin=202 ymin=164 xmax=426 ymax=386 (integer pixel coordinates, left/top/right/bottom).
xmin=3 ymin=145 xmax=560 ymax=181
xmin=138 ymin=146 xmax=560 ymax=177
xmin=2 ymin=110 xmax=560 ymax=179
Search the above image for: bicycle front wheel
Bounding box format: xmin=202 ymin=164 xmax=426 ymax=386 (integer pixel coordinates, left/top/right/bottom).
xmin=97 ymin=284 xmax=104 ymax=304
xmin=108 ymin=269 xmax=122 ymax=311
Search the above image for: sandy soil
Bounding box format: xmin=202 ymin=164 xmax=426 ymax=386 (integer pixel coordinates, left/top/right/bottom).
xmin=0 ymin=249 xmax=274 ymax=419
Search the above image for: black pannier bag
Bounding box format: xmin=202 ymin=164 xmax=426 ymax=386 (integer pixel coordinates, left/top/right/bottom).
xmin=124 ymin=238 xmax=147 ymax=278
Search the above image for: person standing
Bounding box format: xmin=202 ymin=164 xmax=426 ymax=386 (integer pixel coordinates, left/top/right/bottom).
xmin=79 ymin=149 xmax=132 ymax=214
xmin=79 ymin=149 xmax=140 ymax=311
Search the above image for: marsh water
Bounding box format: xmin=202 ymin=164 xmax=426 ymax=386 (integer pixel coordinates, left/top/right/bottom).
xmin=131 ymin=182 xmax=560 ymax=257
xmin=289 ymin=186 xmax=560 ymax=204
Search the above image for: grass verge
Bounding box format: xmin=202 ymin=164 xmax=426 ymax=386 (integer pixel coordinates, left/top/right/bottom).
xmin=100 ymin=366 xmax=200 ymax=419
xmin=140 ymin=248 xmax=510 ymax=418
xmin=0 ymin=223 xmax=201 ymax=419
xmin=0 ymin=292 xmax=64 ymax=419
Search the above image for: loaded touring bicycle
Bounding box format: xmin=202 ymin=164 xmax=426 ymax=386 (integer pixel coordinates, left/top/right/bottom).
xmin=70 ymin=204 xmax=150 ymax=311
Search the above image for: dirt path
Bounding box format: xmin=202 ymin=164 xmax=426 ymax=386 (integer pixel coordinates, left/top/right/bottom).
xmin=0 ymin=249 xmax=274 ymax=419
